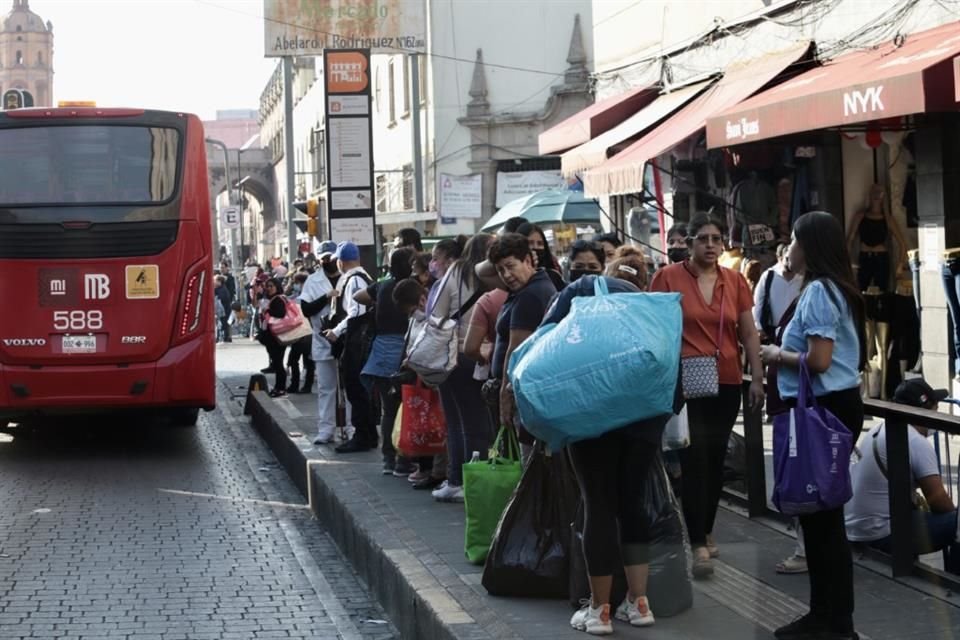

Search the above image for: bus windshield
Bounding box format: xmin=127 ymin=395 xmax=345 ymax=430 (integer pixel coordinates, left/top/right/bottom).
xmin=0 ymin=125 xmax=180 ymax=206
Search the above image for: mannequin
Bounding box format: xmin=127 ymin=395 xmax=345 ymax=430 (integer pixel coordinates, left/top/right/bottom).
xmin=846 ymin=183 xmax=908 ymax=293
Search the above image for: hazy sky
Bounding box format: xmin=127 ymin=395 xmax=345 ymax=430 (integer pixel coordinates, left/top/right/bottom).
xmin=27 ymin=0 xmax=277 ymax=119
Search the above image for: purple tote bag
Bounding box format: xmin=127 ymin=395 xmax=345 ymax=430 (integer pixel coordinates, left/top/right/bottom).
xmin=772 ymin=356 xmax=854 ymax=516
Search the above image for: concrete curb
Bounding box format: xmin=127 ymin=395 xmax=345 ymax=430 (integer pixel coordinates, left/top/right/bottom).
xmin=248 ymin=390 xmax=506 ymax=640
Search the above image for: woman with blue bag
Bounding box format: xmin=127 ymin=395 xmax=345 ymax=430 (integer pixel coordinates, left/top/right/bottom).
xmin=760 ymin=211 xmax=866 ymax=640
xmin=534 ymin=268 xmax=681 ymax=635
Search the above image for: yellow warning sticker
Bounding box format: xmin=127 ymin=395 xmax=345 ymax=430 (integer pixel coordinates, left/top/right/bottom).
xmin=125 ymin=265 xmax=159 ymax=299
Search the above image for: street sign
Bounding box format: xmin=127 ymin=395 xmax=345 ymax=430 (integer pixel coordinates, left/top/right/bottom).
xmin=221 ymin=206 xmax=241 ymax=229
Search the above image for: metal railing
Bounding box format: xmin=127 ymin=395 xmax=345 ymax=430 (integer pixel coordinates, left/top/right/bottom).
xmin=733 ymin=376 xmax=960 ymax=588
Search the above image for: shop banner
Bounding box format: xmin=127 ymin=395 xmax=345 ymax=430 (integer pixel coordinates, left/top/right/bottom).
xmin=439 ymin=173 xmax=483 ymax=219
xmin=264 ymin=0 xmax=426 ymax=57
xmin=324 ymin=49 xmax=376 ymax=246
xmin=495 ymin=170 xmax=566 ymax=207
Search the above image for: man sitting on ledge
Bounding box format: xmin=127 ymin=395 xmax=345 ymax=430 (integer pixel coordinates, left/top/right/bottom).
xmin=845 ymin=378 xmax=960 ymax=573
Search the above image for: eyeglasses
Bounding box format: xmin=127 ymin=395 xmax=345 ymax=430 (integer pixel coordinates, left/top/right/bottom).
xmin=692 ymin=234 xmax=724 ymax=245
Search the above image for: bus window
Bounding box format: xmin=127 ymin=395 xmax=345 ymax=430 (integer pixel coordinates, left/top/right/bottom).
xmin=0 ymin=125 xmax=180 ymax=205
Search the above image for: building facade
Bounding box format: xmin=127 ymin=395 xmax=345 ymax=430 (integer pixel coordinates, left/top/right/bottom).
xmin=0 ymin=0 xmax=53 ymax=105
xmin=258 ymin=0 xmax=594 ymax=260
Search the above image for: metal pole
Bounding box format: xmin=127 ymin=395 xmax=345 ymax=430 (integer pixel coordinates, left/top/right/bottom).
xmin=283 ymin=57 xmax=298 ymax=262
xmin=237 ymin=149 xmax=245 ymax=265
xmin=205 ymin=137 xmax=237 ymax=273
xmin=410 ymin=53 xmax=425 ymax=216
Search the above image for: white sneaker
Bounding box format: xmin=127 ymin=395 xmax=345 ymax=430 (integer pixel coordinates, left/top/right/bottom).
xmin=570 ymin=601 xmax=613 ymax=635
xmin=615 ymin=594 xmax=655 ymax=627
xmin=431 ymin=481 xmax=464 ymax=502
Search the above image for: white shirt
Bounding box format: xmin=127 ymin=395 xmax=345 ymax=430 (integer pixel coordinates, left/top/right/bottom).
xmin=753 ymin=262 xmax=803 ymax=334
xmin=299 ymin=270 xmax=334 ymax=361
xmin=332 ymin=266 xmax=370 ymax=338
xmin=844 ymin=422 xmax=941 ymax=541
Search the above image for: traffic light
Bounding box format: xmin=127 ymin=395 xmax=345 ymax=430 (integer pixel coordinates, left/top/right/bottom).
xmin=293 ymin=198 xmax=320 ymax=238
xmin=3 ymin=89 xmax=33 ymax=110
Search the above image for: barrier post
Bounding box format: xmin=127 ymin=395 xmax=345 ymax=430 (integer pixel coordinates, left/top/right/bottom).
xmin=885 ymin=413 xmax=914 ymax=577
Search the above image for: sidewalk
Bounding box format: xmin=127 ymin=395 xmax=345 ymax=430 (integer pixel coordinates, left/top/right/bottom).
xmin=218 ymin=342 xmax=960 ymax=640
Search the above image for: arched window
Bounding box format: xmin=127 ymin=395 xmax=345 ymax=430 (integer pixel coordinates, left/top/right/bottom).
xmin=15 ymin=25 xmax=22 ymax=32
xmin=15 ymin=51 xmax=23 ymax=66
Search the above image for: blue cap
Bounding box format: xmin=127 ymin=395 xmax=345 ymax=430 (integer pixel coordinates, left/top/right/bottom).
xmin=317 ymin=240 xmax=338 ymax=257
xmin=335 ymin=241 xmax=360 ymax=261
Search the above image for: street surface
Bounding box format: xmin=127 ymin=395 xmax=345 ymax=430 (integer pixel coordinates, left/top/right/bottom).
xmin=0 ymin=343 xmax=397 ymax=640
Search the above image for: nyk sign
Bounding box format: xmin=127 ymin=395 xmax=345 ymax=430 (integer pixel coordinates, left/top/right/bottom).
xmin=843 ymin=85 xmax=885 ymax=117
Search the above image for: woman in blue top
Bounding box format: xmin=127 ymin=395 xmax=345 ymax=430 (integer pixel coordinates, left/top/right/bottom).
xmin=760 ymin=211 xmax=866 ymax=640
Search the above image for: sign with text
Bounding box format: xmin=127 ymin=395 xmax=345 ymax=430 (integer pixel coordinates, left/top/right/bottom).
xmin=221 ymin=206 xmax=240 ymax=229
xmin=324 ymin=49 xmax=376 ymax=246
xmin=495 ymin=170 xmax=565 ymax=207
xmin=439 ymin=173 xmax=482 ymax=219
xmin=264 ymin=0 xmax=426 ymax=57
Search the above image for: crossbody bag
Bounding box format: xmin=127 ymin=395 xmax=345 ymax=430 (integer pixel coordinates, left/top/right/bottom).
xmin=681 ymin=267 xmax=725 ymax=399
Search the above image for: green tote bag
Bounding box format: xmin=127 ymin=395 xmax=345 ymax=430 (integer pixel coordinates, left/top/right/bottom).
xmin=463 ymin=424 xmax=523 ymax=564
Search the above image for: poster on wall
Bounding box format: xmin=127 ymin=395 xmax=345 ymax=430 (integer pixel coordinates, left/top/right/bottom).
xmin=324 ymin=49 xmax=376 ymax=246
xmin=264 ymin=0 xmax=426 ymax=56
xmin=439 ymin=173 xmax=482 ymax=218
xmin=495 ymin=170 xmax=566 ymax=207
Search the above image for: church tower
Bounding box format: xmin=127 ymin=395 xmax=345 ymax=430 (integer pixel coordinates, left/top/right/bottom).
xmin=0 ymin=0 xmax=53 ymax=106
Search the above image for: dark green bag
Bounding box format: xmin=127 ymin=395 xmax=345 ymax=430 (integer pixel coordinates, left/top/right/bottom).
xmin=463 ymin=425 xmax=522 ymax=564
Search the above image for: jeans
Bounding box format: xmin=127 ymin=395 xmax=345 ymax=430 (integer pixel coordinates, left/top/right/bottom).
xmin=678 ymin=384 xmax=742 ymax=546
xmin=372 ymin=377 xmax=404 ymax=466
xmin=871 ymin=509 xmax=960 ymax=557
xmin=265 ymin=342 xmax=287 ymax=391
xmin=943 ymin=260 xmax=960 ymax=374
xmin=437 ymin=353 xmax=494 ymax=487
xmin=797 ymin=387 xmax=862 ymax=634
xmin=218 ymin=316 xmax=232 ymax=342
xmin=909 ymin=253 xmax=922 ymax=320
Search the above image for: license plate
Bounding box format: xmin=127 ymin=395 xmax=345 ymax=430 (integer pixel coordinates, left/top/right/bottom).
xmin=62 ymin=335 xmax=96 ymax=354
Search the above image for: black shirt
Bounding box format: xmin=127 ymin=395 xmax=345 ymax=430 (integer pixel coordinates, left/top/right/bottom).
xmin=491 ymin=269 xmax=557 ymax=378
xmin=367 ymin=279 xmax=409 ymax=336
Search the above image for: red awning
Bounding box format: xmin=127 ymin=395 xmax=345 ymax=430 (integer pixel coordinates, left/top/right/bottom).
xmin=706 ymin=21 xmax=960 ymax=148
xmin=560 ymin=81 xmax=712 ymax=178
xmin=583 ymin=43 xmax=812 ymax=197
xmin=538 ymin=84 xmax=659 ymax=155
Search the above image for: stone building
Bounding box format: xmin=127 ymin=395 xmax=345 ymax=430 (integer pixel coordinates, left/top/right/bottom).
xmin=0 ymin=0 xmax=53 ymax=106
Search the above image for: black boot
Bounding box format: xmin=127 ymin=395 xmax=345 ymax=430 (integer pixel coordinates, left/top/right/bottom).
xmin=286 ymin=365 xmax=300 ymax=393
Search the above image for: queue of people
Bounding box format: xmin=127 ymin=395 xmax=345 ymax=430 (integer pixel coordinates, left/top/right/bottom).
xmin=244 ymin=214 xmax=960 ymax=640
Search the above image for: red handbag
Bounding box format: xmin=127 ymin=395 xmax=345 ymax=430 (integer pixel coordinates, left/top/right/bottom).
xmin=267 ymin=296 xmax=305 ymax=335
xmin=395 ymin=380 xmax=447 ymax=457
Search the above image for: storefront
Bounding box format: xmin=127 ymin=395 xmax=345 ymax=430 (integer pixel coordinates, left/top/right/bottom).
xmin=702 ymin=20 xmax=960 ymax=395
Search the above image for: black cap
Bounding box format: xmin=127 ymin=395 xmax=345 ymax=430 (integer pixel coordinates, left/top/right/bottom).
xmin=893 ymin=378 xmax=949 ymax=408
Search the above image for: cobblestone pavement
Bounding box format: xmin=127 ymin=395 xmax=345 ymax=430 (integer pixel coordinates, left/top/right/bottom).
xmin=0 ymin=348 xmax=398 ymax=640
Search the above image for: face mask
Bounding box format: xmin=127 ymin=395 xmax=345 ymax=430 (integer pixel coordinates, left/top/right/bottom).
xmin=667 ymin=247 xmax=689 ymax=264
xmin=535 ymin=249 xmax=551 ymax=269
xmin=292 ymin=284 xmax=302 ymax=295
xmin=429 ymin=259 xmax=442 ymax=278
xmin=569 ymin=269 xmax=590 ymax=282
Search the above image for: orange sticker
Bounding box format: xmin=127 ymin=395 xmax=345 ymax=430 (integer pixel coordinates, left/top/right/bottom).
xmin=327 ymin=51 xmax=369 ymax=93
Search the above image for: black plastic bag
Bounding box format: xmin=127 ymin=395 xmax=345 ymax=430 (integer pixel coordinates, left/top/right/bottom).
xmin=568 ymin=453 xmax=693 ymax=617
xmin=482 ymin=443 xmax=580 ymax=598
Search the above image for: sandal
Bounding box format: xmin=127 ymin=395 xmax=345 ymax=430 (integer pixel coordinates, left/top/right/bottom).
xmin=692 ymin=547 xmax=714 ymax=578
xmin=775 ymin=553 xmax=808 ymax=574
xmin=705 ymin=534 xmax=719 ymax=559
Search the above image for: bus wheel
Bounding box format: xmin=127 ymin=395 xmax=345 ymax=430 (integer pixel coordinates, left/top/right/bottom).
xmin=170 ymin=408 xmax=200 ymax=427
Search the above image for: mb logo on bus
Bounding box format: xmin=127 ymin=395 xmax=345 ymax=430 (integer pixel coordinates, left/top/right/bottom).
xmin=84 ymin=274 xmax=110 ymax=300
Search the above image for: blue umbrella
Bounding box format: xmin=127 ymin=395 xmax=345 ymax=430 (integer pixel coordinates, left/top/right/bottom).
xmin=481 ymin=189 xmax=602 ymax=232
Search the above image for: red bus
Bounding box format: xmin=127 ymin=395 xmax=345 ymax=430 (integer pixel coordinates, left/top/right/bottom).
xmin=0 ymin=107 xmax=216 ymax=426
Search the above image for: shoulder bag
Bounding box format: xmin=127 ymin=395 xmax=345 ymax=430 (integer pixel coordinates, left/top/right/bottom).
xmin=680 ymin=268 xmax=724 ymax=399
xmin=404 ymin=273 xmax=483 ymax=387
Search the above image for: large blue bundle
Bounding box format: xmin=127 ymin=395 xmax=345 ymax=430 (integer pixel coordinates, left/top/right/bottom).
xmin=508 ymin=279 xmax=681 ymax=450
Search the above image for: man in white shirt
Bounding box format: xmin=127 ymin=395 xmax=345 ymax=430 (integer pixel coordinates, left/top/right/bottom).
xmin=753 ymin=243 xmax=804 ymax=343
xmin=845 ymin=379 xmax=959 ymax=570
xmin=299 ymin=241 xmax=340 ymax=444
xmin=323 ymin=242 xmax=375 ymax=453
